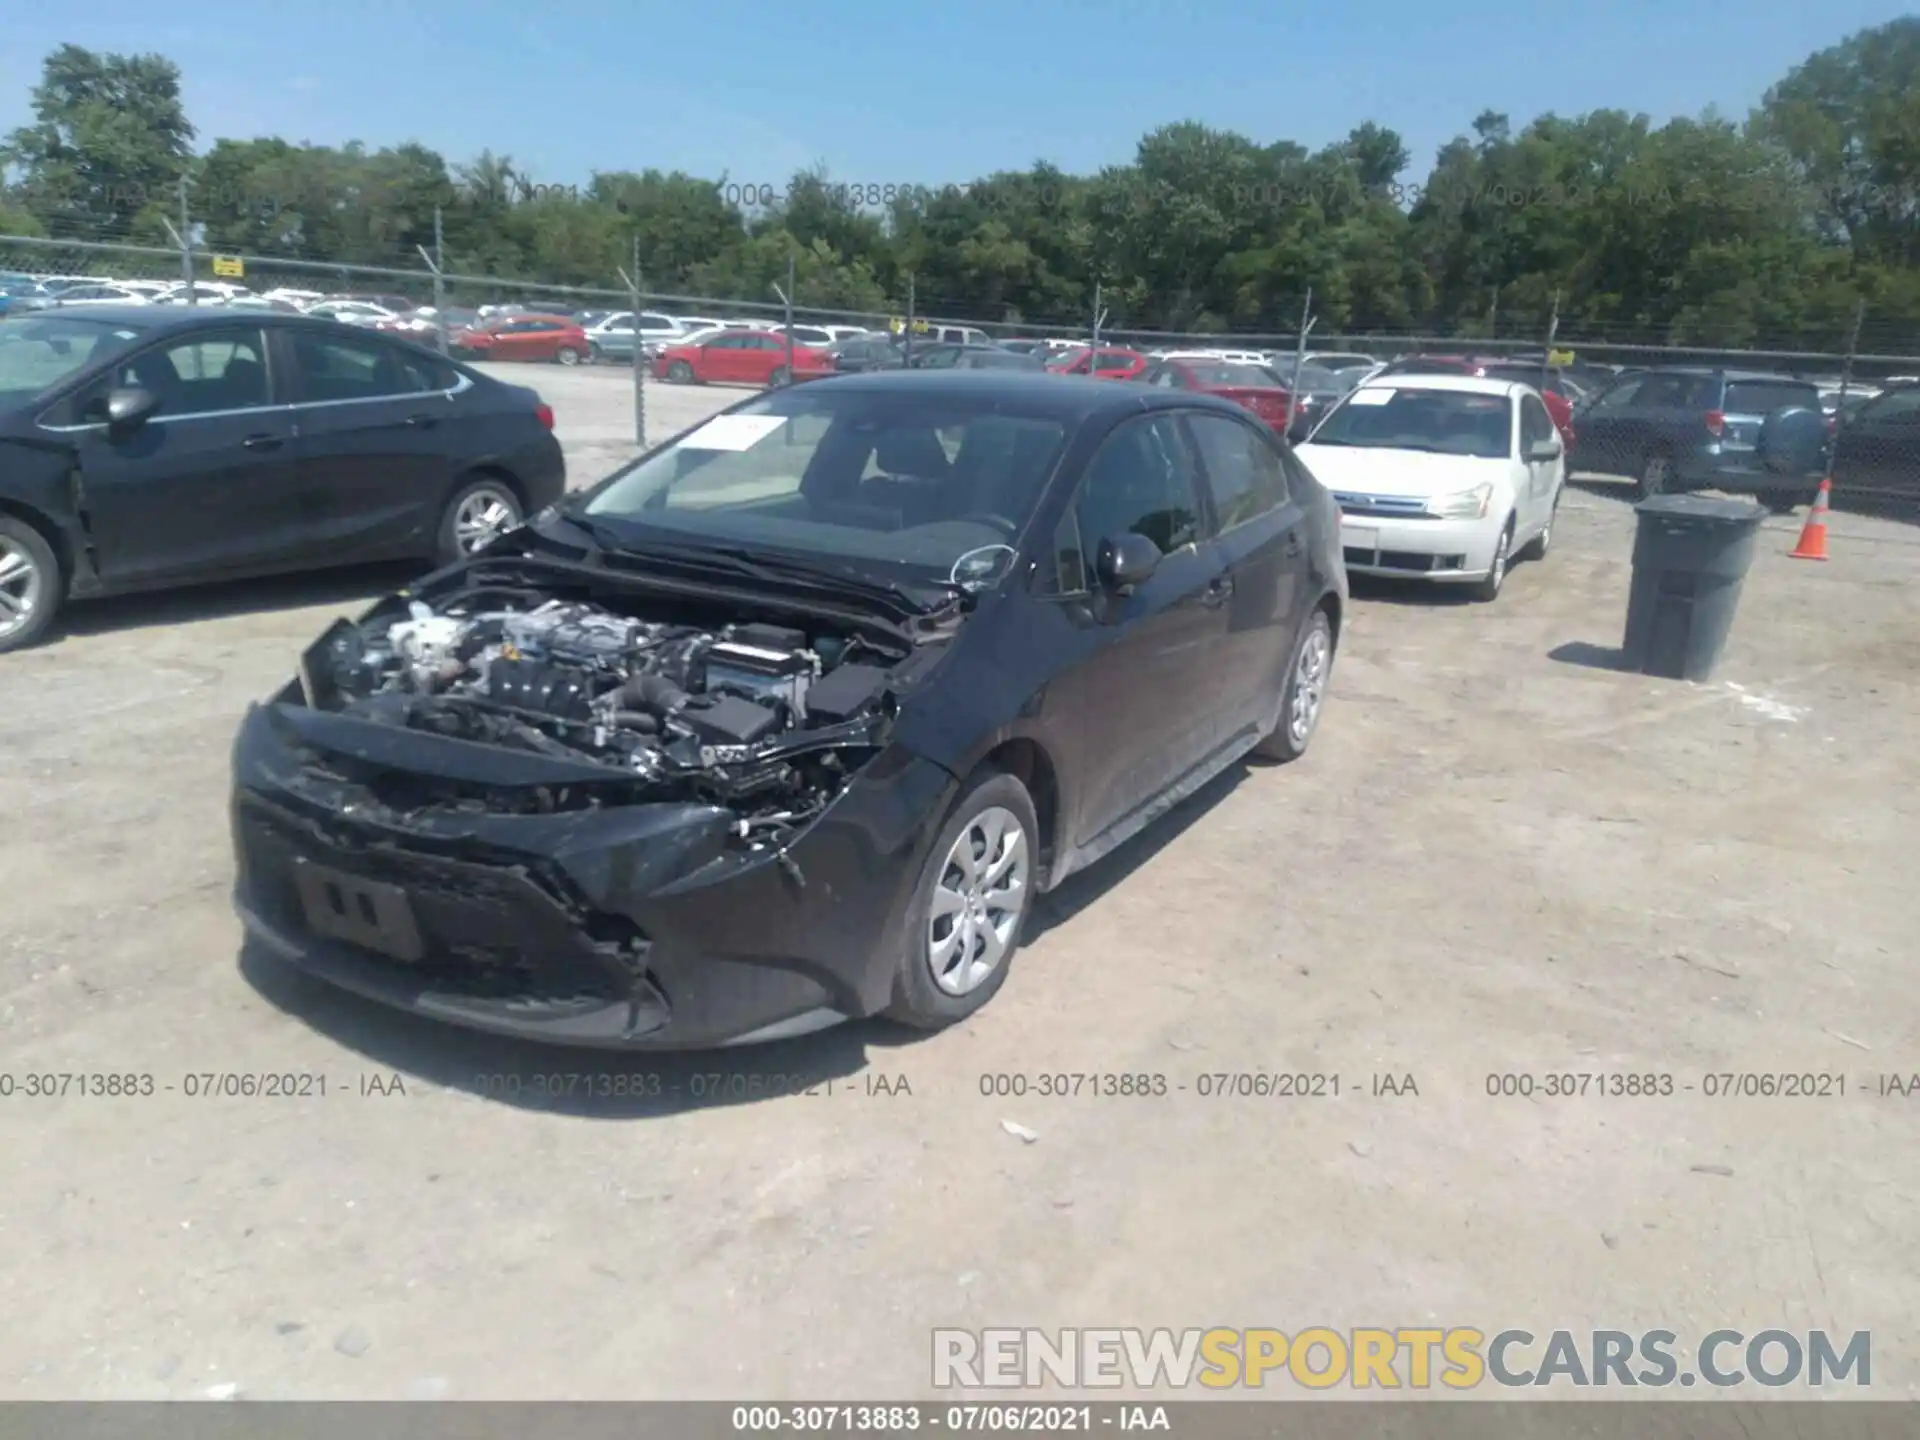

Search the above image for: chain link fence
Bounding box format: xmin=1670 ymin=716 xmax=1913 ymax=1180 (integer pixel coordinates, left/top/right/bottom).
xmin=5 ymin=230 xmax=1919 ymax=522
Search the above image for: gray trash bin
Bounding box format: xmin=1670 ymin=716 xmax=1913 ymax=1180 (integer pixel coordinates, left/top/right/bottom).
xmin=1620 ymin=494 xmax=1766 ymax=682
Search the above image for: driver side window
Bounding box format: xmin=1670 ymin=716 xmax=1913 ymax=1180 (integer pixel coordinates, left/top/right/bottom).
xmin=1073 ymin=414 xmax=1204 ymax=561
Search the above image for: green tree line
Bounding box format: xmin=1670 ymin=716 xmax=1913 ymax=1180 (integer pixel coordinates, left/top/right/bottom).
xmin=5 ymin=20 xmax=1920 ymax=348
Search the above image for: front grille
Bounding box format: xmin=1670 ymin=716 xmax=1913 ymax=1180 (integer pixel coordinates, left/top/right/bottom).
xmin=1335 ymin=493 xmax=1431 ymax=518
xmin=237 ymin=796 xmax=644 ymax=1005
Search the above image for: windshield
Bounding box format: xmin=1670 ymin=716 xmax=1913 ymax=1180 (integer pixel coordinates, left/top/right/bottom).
xmin=1308 ymin=386 xmax=1513 ymax=459
xmin=0 ymin=313 xmax=149 ymax=406
xmin=578 ymin=388 xmax=1071 ymax=583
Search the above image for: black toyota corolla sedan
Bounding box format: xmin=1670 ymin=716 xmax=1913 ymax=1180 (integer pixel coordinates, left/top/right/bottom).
xmin=0 ymin=306 xmax=565 ymax=652
xmin=230 ymin=371 xmax=1348 ymax=1049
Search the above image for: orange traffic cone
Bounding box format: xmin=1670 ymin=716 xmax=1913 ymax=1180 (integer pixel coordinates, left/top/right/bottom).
xmin=1789 ymin=478 xmax=1831 ymax=561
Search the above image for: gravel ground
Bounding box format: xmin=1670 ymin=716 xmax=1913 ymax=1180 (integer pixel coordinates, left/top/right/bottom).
xmin=1 ymin=362 xmax=1916 ymax=1400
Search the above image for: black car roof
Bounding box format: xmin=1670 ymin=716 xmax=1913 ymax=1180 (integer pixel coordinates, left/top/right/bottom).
xmin=16 ymin=306 xmax=378 ymax=336
xmin=1629 ymin=365 xmax=1816 ymax=383
xmin=804 ymin=368 xmax=1257 ymax=424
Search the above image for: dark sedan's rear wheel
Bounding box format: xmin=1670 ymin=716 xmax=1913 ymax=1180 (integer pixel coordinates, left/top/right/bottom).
xmin=555 ymin=346 xmax=583 ymax=366
xmin=435 ymin=476 xmax=523 ymax=566
xmin=1253 ymin=606 xmax=1334 ymax=762
xmin=0 ymin=517 xmax=61 ymax=655
xmin=667 ymin=359 xmax=695 ymax=384
xmin=884 ymin=770 xmax=1038 ymax=1031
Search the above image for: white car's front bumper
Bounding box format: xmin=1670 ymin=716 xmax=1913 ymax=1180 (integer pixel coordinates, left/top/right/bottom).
xmin=1337 ymin=508 xmax=1506 ymax=582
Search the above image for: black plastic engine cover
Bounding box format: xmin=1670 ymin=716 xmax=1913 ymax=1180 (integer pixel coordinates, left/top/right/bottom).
xmin=487 ymin=658 xmax=594 ymax=720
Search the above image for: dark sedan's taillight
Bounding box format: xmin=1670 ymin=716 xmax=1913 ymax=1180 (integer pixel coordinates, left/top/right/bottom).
xmin=534 ymin=403 xmax=554 ymax=430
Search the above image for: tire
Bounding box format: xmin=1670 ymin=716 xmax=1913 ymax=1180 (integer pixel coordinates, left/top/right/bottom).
xmin=1520 ymin=486 xmax=1561 ymax=560
xmin=1471 ymin=516 xmax=1515 ymax=603
xmin=667 ymin=359 xmax=695 ymax=384
xmin=1253 ymin=606 xmax=1335 ymax=762
xmin=768 ymin=365 xmax=792 ymax=388
xmin=0 ymin=516 xmax=63 ymax=655
xmin=555 ymin=347 xmax=583 ymax=366
xmin=1635 ymin=450 xmax=1672 ymax=501
xmin=435 ymin=476 xmax=524 ymax=566
xmin=883 ymin=770 xmax=1039 ymax=1031
xmin=587 ymin=343 xmax=605 ymax=364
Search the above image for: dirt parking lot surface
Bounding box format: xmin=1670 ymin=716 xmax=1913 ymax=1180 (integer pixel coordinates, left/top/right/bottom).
xmin=3 ymin=364 xmax=1917 ymax=1400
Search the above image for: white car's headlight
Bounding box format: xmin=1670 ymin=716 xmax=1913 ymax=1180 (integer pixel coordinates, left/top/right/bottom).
xmin=1429 ymin=482 xmax=1494 ymax=519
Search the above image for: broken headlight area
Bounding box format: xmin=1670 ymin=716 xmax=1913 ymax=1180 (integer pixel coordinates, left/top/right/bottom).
xmin=286 ymin=581 xmax=919 ymax=850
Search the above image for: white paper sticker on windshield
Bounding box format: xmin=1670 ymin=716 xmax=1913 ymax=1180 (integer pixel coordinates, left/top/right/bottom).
xmin=1347 ymin=388 xmax=1395 ymax=405
xmin=678 ymin=414 xmax=787 ymax=451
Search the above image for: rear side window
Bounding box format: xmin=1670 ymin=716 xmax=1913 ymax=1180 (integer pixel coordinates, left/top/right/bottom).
xmin=1187 ymin=413 xmax=1289 ymax=529
xmin=1724 ymin=380 xmax=1819 ymax=415
xmin=1631 ymin=374 xmax=1714 ymax=408
xmin=291 ymin=333 xmax=429 ymax=402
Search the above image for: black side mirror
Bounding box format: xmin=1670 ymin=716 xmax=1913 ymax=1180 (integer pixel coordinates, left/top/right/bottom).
xmin=1095 ymin=533 xmax=1162 ymax=596
xmin=105 ymin=386 xmax=159 ymax=431
xmin=1286 ymin=414 xmax=1314 ymax=443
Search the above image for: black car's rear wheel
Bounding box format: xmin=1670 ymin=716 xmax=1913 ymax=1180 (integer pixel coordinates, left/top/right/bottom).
xmin=1253 ymin=606 xmax=1334 ymax=762
xmin=1636 ymin=450 xmax=1671 ymax=500
xmin=436 ymin=476 xmax=523 ymax=566
xmin=884 ymin=770 xmax=1038 ymax=1030
xmin=0 ymin=517 xmax=61 ymax=655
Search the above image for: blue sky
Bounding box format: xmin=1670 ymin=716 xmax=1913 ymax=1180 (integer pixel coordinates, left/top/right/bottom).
xmin=2 ymin=0 xmax=1914 ymax=190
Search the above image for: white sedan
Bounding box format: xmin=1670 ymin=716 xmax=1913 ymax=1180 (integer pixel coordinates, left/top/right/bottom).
xmin=1294 ymin=374 xmax=1566 ymax=602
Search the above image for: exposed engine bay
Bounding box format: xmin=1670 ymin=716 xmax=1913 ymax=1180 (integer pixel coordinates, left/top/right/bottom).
xmin=299 ymin=584 xmax=919 ymax=844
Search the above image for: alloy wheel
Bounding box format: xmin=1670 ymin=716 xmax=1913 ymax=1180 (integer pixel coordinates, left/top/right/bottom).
xmin=927 ymin=806 xmax=1030 ymax=997
xmin=453 ymin=487 xmax=521 ymax=554
xmin=1289 ymin=621 xmax=1331 ymax=747
xmin=0 ymin=536 xmax=46 ymax=641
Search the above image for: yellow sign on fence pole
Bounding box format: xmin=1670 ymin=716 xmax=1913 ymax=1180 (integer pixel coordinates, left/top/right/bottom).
xmin=210 ymin=255 xmax=245 ymax=278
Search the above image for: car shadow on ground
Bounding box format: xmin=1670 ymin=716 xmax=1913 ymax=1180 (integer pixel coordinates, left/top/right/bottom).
xmin=236 ymin=759 xmax=1250 ymax=1119
xmin=60 ymin=562 xmax=422 ymax=642
xmin=1344 ymin=573 xmax=1480 ymax=607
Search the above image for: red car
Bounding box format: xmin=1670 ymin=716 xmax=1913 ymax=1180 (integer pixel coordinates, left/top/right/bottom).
xmin=1137 ymin=356 xmax=1296 ymax=431
xmin=652 ymin=329 xmax=835 ymax=387
xmin=1047 ymin=346 xmax=1150 ymax=381
xmin=1381 ymin=355 xmax=1577 ymax=444
xmin=449 ymin=315 xmax=592 ymax=365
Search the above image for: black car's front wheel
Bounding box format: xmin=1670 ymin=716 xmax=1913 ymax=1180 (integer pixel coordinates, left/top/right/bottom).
xmin=436 ymin=476 xmax=524 ymax=566
xmin=885 ymin=770 xmax=1039 ymax=1030
xmin=1253 ymin=606 xmax=1334 ymax=762
xmin=0 ymin=516 xmax=62 ymax=655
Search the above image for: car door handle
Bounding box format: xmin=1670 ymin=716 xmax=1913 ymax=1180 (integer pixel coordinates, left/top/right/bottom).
xmin=1202 ymin=576 xmax=1234 ymax=608
xmin=1282 ymin=530 xmax=1303 ymax=556
xmin=242 ymin=433 xmax=283 ymax=451
xmin=405 ymin=413 xmax=439 ymax=429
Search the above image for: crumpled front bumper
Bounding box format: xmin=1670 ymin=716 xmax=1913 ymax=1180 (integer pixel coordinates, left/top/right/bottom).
xmin=230 ymin=701 xmax=957 ymax=1049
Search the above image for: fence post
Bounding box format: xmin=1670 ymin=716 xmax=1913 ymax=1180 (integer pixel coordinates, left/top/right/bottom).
xmin=433 ymin=205 xmax=447 ymax=356
xmin=1541 ymin=289 xmax=1561 ymax=390
xmin=617 ymin=235 xmax=646 ymax=448
xmin=904 ymin=273 xmax=916 ymax=367
xmin=1285 ymin=288 xmax=1316 ymax=434
xmin=776 ymin=251 xmax=796 ymax=382
xmin=179 ymin=179 xmax=195 ymax=302
xmin=1828 ymin=299 xmax=1867 ymax=483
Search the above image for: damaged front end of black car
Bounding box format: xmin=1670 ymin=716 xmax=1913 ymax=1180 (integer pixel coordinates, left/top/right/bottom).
xmin=231 ymin=546 xmax=965 ymax=1049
